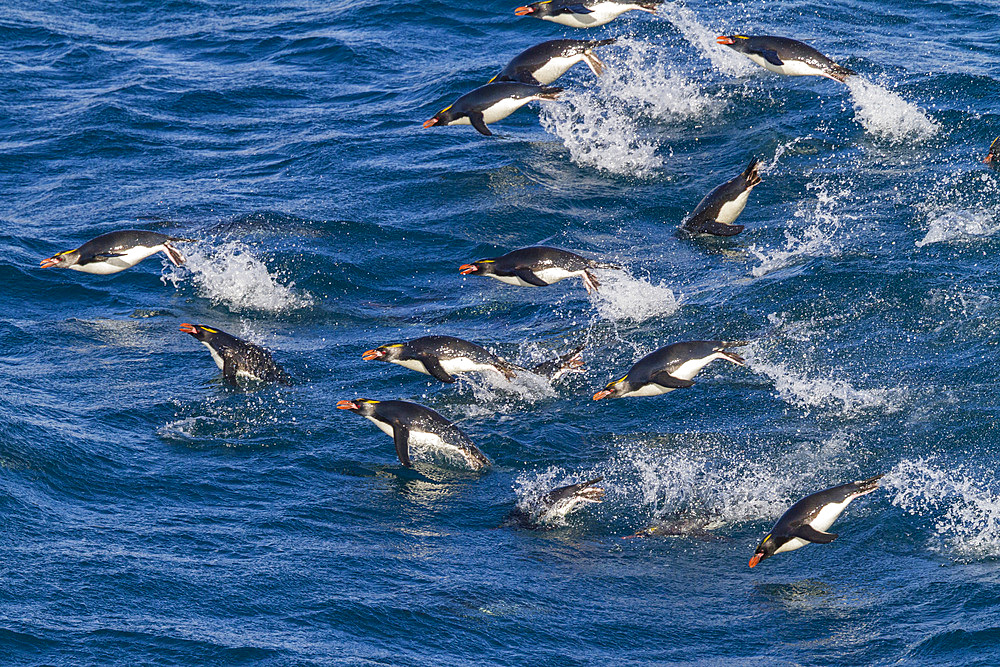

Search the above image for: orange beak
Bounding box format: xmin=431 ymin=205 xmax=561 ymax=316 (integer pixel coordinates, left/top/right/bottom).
xmin=423 ymin=117 xmax=438 ymax=129
xmin=179 ymin=323 xmax=198 ymax=334
xmin=337 ymin=400 xmax=358 ymax=410
xmin=514 ymin=5 xmax=534 ymax=15
xmin=39 ymin=257 xmax=59 ymax=268
xmin=716 ymin=36 xmax=735 ymax=45
xmin=362 ymin=349 xmax=381 ymax=361
xmin=987 ymin=153 xmax=995 ymax=164
xmin=749 ymin=553 xmax=762 ymax=568
xmin=459 ymin=264 xmax=478 ymax=275
xmin=593 ymin=389 xmax=613 ymax=401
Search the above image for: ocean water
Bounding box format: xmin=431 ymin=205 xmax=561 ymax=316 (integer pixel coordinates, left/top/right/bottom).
xmin=2 ymin=0 xmax=1000 ymax=664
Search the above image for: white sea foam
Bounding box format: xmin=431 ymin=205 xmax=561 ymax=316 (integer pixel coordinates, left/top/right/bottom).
xmin=657 ymin=3 xmax=755 ymax=77
xmin=163 ymin=241 xmax=313 ymax=313
xmin=844 ymin=76 xmax=937 ymax=143
xmin=885 ymin=459 xmax=1000 ymax=560
xmin=915 ymin=208 xmax=1000 ymax=247
xmin=512 ymin=468 xmax=603 ymax=528
xmin=588 ymin=269 xmax=681 ymax=323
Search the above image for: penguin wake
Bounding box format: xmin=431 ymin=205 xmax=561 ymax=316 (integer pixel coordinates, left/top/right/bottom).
xmin=844 ymin=76 xmax=937 ymax=143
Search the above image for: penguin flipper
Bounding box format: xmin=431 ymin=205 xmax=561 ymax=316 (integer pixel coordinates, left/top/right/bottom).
xmin=468 ymin=112 xmax=492 ymax=137
xmin=421 ymin=356 xmax=456 ymax=384
xmin=392 ymin=424 xmax=412 ymax=467
xmin=755 ymin=49 xmax=784 ymax=66
xmin=651 ymin=372 xmax=695 ymax=389
xmin=514 ymin=72 xmax=543 ymax=85
xmin=221 ymin=352 xmax=239 ymax=386
xmin=512 ymin=268 xmax=549 ymax=287
xmin=85 ymin=252 xmax=125 ymax=263
xmin=563 ymin=4 xmax=594 ymax=13
xmin=700 ymin=221 xmax=746 ymax=237
xmin=793 ymin=525 xmax=838 ymax=544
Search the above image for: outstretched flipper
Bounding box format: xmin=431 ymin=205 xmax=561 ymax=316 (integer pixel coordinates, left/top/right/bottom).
xmin=221 ymin=352 xmax=239 ymax=386
xmin=691 ymin=220 xmax=745 ymax=237
xmin=392 ymin=424 xmax=412 ymax=467
xmin=651 ymin=372 xmax=695 ymax=389
xmin=513 ymin=268 xmax=549 ymax=287
xmin=468 ymin=112 xmax=492 ymax=137
xmin=421 ymin=356 xmax=456 ymax=384
xmin=793 ymin=524 xmax=838 ymax=543
xmin=756 ymin=49 xmax=784 ymax=66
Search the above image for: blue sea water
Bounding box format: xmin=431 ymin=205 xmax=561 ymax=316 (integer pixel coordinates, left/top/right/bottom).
xmin=3 ymin=0 xmax=1000 ymax=663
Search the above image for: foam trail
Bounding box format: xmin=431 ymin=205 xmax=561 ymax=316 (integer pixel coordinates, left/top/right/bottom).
xmin=656 ymin=4 xmax=754 ymax=76
xmin=163 ymin=241 xmax=313 ymax=313
xmin=916 ymin=209 xmax=1000 ymax=247
xmin=844 ymin=76 xmax=937 ymax=143
xmin=588 ymin=269 xmax=680 ymax=322
xmin=885 ymin=459 xmax=1000 ymax=560
xmin=512 ymin=468 xmax=602 ymax=528
xmin=748 ymin=184 xmax=847 ymax=277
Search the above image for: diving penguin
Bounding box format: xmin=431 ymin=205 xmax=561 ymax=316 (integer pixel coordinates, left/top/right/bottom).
xmin=515 ymin=0 xmax=662 ymax=29
xmin=460 ymin=246 xmax=619 ymax=294
xmin=504 ymin=477 xmax=606 ymax=529
xmin=336 ymin=399 xmax=490 ymax=470
xmin=593 ymin=340 xmax=746 ymax=400
xmin=749 ymin=475 xmax=883 ymax=568
xmin=716 ymin=35 xmax=855 ymax=83
xmin=40 ymin=230 xmax=196 ymax=275
xmin=492 ymin=39 xmax=616 ymax=85
xmin=986 ymin=136 xmax=999 ymax=165
xmin=179 ymin=323 xmax=292 ymax=386
xmin=423 ymin=82 xmax=562 ymax=136
xmin=681 ymin=159 xmax=762 ymax=237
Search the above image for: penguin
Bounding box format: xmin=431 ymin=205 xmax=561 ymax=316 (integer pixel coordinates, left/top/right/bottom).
xmin=529 ymin=344 xmax=586 ymax=381
xmin=749 ymin=475 xmax=883 ymax=568
xmin=681 ymin=159 xmax=762 ymax=237
xmin=593 ymin=340 xmax=745 ymax=400
xmin=514 ymin=0 xmax=661 ymax=29
xmin=716 ymin=35 xmax=855 ymax=83
xmin=491 ymin=39 xmax=616 ymax=85
xmin=179 ymin=323 xmax=292 ymax=386
xmin=504 ymin=477 xmax=605 ymax=528
xmin=363 ymin=336 xmax=585 ymax=383
xmin=336 ymin=399 xmax=490 ymax=470
xmin=459 ymin=246 xmax=620 ymax=294
xmin=422 ymin=82 xmax=562 ymax=137
xmin=985 ymin=136 xmax=1000 ymax=165
xmin=40 ymin=230 xmax=196 ymax=275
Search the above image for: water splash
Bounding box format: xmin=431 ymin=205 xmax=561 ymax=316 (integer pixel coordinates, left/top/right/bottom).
xmin=163 ymin=241 xmax=313 ymax=313
xmin=657 ymin=3 xmax=755 ymax=77
xmin=915 ymin=208 xmax=1000 ymax=247
xmin=885 ymin=459 xmax=1000 ymax=560
xmin=844 ymin=76 xmax=937 ymax=143
xmin=512 ymin=468 xmax=602 ymax=528
xmin=588 ymin=269 xmax=680 ymax=322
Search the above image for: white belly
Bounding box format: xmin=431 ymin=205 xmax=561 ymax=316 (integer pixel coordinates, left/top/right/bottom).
xmin=391 ymin=358 xmax=433 ymax=375
xmin=364 ymin=415 xmax=395 ymax=438
xmin=70 ymin=245 xmax=164 ymax=274
xmin=481 ymin=97 xmax=537 ymax=123
xmin=544 ymin=3 xmax=634 ymax=28
xmin=440 ymin=357 xmax=496 ymax=374
xmin=746 ymin=54 xmax=827 ymax=78
xmin=672 ymin=352 xmax=730 ymax=381
xmin=489 ymin=267 xmax=583 ymax=287
xmin=811 ymin=498 xmax=853 ymax=533
xmin=715 ymin=188 xmax=751 ymax=224
xmin=623 ymin=383 xmax=675 ymax=397
xmin=201 ymin=341 xmax=225 ymax=371
xmin=531 ymin=54 xmax=587 ymax=85
xmin=775 ymin=537 xmax=811 ymax=554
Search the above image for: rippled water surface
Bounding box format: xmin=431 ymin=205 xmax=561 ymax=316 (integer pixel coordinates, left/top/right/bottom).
xmin=3 ymin=0 xmax=1000 ymax=664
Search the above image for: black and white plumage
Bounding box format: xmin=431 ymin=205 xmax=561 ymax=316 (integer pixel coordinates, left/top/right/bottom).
xmin=459 ymin=246 xmax=619 ymax=294
xmin=40 ymin=230 xmax=195 ymax=275
xmin=492 ymin=39 xmax=616 ymax=85
xmin=681 ymin=159 xmax=762 ymax=237
xmin=514 ymin=0 xmax=661 ymax=29
xmin=422 ymin=82 xmax=562 ymax=137
xmin=363 ymin=335 xmax=585 ymax=384
xmin=749 ymin=475 xmax=883 ymax=568
xmin=986 ymin=136 xmax=1000 ymax=165
xmin=593 ymin=341 xmax=745 ymax=400
xmin=336 ymin=399 xmax=490 ymax=470
xmin=180 ymin=323 xmax=292 ymax=386
xmin=504 ymin=477 xmax=605 ymax=528
xmin=717 ymin=35 xmax=855 ymax=83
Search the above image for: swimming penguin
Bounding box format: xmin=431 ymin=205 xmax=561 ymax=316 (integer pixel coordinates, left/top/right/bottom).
xmin=681 ymin=159 xmax=762 ymax=237
xmin=716 ymin=35 xmax=855 ymax=83
xmin=363 ymin=336 xmax=585 ymax=383
xmin=422 ymin=82 xmax=562 ymax=137
xmin=179 ymin=323 xmax=292 ymax=386
xmin=749 ymin=475 xmax=883 ymax=568
xmin=504 ymin=477 xmax=605 ymax=528
xmin=40 ymin=230 xmax=196 ymax=275
xmin=593 ymin=340 xmax=745 ymax=400
xmin=515 ymin=0 xmax=661 ymax=29
xmin=530 ymin=344 xmax=586 ymax=381
xmin=985 ymin=136 xmax=1000 ymax=165
xmin=336 ymin=399 xmax=490 ymax=470
xmin=492 ymin=39 xmax=616 ymax=85
xmin=460 ymin=246 xmax=619 ymax=294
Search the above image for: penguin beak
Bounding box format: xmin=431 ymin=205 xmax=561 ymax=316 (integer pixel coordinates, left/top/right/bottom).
xmin=749 ymin=553 xmax=763 ymax=568
xmin=593 ymin=389 xmax=614 ymax=401
xmin=362 ymin=349 xmax=382 ymax=361
xmin=337 ymin=400 xmax=359 ymax=410
xmin=39 ymin=257 xmax=59 ymax=268
xmin=423 ymin=117 xmax=439 ymax=128
xmin=179 ymin=323 xmax=198 ymax=335
xmin=987 ymin=153 xmax=995 ymax=164
xmin=459 ymin=264 xmax=478 ymax=275
xmin=716 ymin=36 xmax=735 ymax=45
xmin=514 ymin=5 xmax=534 ymax=15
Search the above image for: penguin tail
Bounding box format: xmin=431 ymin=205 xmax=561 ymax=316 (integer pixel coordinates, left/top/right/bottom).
xmin=536 ymin=86 xmax=563 ymax=101
xmin=637 ymin=0 xmax=661 ymax=11
xmin=827 ymin=64 xmax=855 ymax=83
xmin=585 ymin=53 xmax=606 ymax=77
xmin=163 ymin=242 xmax=187 ymax=266
xmin=170 ymin=237 xmax=199 ymax=243
xmin=497 ymin=361 xmax=523 ymax=381
xmin=553 ymin=345 xmax=586 ymax=375
xmin=743 ymin=158 xmax=762 ymax=187
xmin=582 ymin=270 xmax=601 ymax=294
xmin=590 ymin=260 xmax=621 ymax=270
xmin=586 ymin=38 xmax=617 ymax=48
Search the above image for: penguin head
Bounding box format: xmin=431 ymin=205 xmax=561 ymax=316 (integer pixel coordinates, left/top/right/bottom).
xmin=423 ymin=104 xmax=459 ymax=129
xmin=40 ymin=247 xmax=82 ymax=269
xmin=362 ymin=344 xmax=405 ymax=362
xmin=514 ymin=1 xmax=551 ymax=18
xmin=337 ymin=398 xmax=380 ymax=417
xmin=749 ymin=532 xmax=781 ymax=568
xmin=179 ymin=323 xmax=222 ymax=342
xmin=459 ymin=259 xmax=496 ymax=276
xmin=716 ymin=35 xmax=750 ymax=51
xmin=593 ymin=375 xmax=629 ymax=400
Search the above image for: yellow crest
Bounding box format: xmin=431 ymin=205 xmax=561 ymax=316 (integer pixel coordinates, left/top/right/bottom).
xmin=201 ymin=327 xmax=218 ymax=333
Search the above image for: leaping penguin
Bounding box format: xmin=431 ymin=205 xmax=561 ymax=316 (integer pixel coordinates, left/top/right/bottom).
xmin=363 ymin=335 xmax=585 ymax=383
xmin=492 ymin=39 xmax=616 ymax=85
xmin=180 ymin=323 xmax=292 ymax=386
xmin=716 ymin=35 xmax=855 ymax=83
xmin=40 ymin=230 xmax=196 ymax=275
xmin=423 ymin=82 xmax=562 ymax=137
xmin=337 ymin=399 xmax=490 ymax=470
xmin=460 ymin=246 xmax=619 ymax=294
xmin=593 ymin=341 xmax=746 ymax=400
xmin=515 ymin=0 xmax=661 ymax=29
xmin=681 ymin=159 xmax=762 ymax=237
xmin=504 ymin=477 xmax=605 ymax=528
xmin=985 ymin=136 xmax=999 ymax=165
xmin=749 ymin=475 xmax=883 ymax=568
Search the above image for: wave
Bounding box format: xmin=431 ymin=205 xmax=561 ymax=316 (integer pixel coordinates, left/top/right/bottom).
xmin=916 ymin=208 xmax=1000 ymax=247
xmin=844 ymin=76 xmax=938 ymax=143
